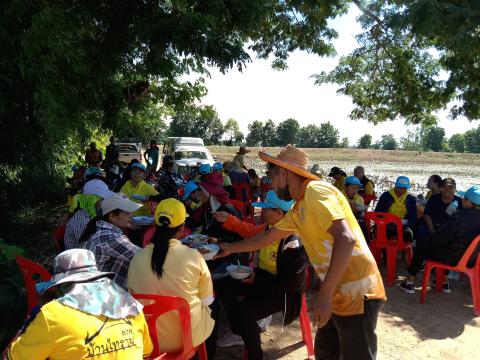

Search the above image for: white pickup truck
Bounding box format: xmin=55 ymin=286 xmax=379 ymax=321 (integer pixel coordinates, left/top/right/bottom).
xmin=162 ymin=137 xmax=214 ymax=176
xmin=118 ymin=140 xmax=143 ymax=165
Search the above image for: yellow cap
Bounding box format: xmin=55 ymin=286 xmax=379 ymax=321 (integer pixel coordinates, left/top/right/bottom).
xmin=154 ymin=198 xmax=188 ymax=228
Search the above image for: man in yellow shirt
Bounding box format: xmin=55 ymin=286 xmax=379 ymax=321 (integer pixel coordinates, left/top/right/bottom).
xmin=342 ymin=176 xmax=365 ymax=218
xmin=217 ymin=145 xmax=386 ymax=360
xmin=120 ymin=163 xmax=159 ymax=216
xmin=4 ymin=249 xmax=152 ymax=360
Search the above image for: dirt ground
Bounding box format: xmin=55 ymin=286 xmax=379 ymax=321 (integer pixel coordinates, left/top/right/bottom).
xmin=216 ymin=264 xmax=480 ymax=360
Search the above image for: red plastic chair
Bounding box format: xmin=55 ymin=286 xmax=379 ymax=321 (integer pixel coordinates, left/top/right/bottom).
xmin=52 ymin=225 xmax=66 ymax=252
xmin=420 ymin=235 xmax=480 ymax=316
xmin=232 ymin=183 xmax=252 ymax=203
xmin=365 ymin=212 xmax=413 ymax=286
xmin=131 ymin=293 xmax=208 ymax=360
xmin=15 ymin=256 xmax=52 ymax=315
xmin=242 ymin=293 xmax=314 ymax=360
xmin=362 ymin=194 xmax=377 ymax=207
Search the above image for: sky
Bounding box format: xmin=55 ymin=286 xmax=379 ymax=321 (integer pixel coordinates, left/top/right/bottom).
xmin=192 ymin=6 xmax=479 ymax=144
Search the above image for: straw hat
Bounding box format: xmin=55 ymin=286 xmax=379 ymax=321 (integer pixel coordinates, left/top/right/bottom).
xmin=259 ymin=145 xmax=320 ymax=181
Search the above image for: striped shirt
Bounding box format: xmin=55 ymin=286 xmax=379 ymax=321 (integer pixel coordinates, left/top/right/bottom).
xmin=64 ymin=210 xmax=90 ymax=250
xmin=82 ymin=221 xmax=140 ymax=289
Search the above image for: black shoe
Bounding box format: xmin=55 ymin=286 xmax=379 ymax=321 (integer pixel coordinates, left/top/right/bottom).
xmin=432 ymin=280 xmax=452 ymax=293
xmin=400 ymin=281 xmax=415 ymax=294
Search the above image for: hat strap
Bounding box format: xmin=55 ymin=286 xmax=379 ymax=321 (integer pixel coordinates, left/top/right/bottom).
xmin=54 ymin=264 xmax=96 ymax=275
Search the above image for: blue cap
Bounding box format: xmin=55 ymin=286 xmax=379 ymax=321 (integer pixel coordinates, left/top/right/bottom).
xmin=131 ymin=163 xmax=146 ymax=172
xmin=345 ymin=176 xmax=361 ymax=186
xmin=395 ymin=176 xmax=411 ymax=189
xmin=212 ymin=162 xmax=223 ymax=171
xmin=199 ymin=163 xmax=211 ymax=175
xmin=252 ymin=190 xmax=294 ymax=212
xmin=182 ymin=181 xmax=199 ymax=201
xmin=85 ymin=167 xmax=102 ymax=178
xmin=457 ymin=185 xmax=480 ymax=206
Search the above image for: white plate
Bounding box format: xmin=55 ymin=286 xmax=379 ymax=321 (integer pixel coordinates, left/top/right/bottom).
xmin=226 ymin=265 xmax=252 ymax=280
xmin=197 ymin=244 xmax=219 ymax=261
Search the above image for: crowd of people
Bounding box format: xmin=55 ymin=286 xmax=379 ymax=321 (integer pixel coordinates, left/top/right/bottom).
xmin=3 ymin=142 xmax=480 ymax=360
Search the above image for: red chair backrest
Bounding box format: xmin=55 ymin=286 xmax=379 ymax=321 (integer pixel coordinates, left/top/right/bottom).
xmin=52 ymin=225 xmax=66 ymax=251
xmin=232 ymin=183 xmax=251 ymax=202
xmin=131 ymin=294 xmax=193 ymax=359
xmin=457 ymin=235 xmax=480 ymax=270
xmin=15 ymin=256 xmax=52 ymax=314
xmin=364 ymin=211 xmax=405 ymax=247
xmin=362 ymin=194 xmax=377 ymax=206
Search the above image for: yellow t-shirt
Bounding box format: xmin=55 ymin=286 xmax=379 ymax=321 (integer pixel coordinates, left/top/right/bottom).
xmin=5 ymin=301 xmax=152 ymax=360
xmin=258 ymin=240 xmax=280 ymax=275
xmin=120 ymin=180 xmax=159 ymax=216
xmin=275 ymin=180 xmax=386 ymax=316
xmin=127 ymin=241 xmax=214 ymax=353
xmin=342 ymin=191 xmax=364 ymax=207
xmin=333 ymin=176 xmax=346 ymax=192
xmin=364 ymin=181 xmax=375 ymax=195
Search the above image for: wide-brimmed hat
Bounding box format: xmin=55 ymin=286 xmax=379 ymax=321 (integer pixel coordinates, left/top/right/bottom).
xmin=236 ymin=146 xmax=251 ymax=155
xmin=199 ymin=173 xmax=228 ymax=196
xmin=37 ymin=249 xmax=114 ymax=295
xmin=258 ymin=145 xmax=319 ymax=181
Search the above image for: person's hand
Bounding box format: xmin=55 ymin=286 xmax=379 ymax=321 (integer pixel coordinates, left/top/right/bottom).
xmin=241 ymin=270 xmax=256 ymax=285
xmin=312 ymin=288 xmax=333 ymax=328
xmin=58 ymin=213 xmax=69 ymax=226
xmin=207 ymin=236 xmax=219 ymax=244
xmin=212 ymin=211 xmax=229 ymax=223
xmin=214 ymin=242 xmax=233 ymax=259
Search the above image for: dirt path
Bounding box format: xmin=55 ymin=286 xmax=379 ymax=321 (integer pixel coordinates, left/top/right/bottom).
xmin=216 ymin=268 xmax=480 ymax=360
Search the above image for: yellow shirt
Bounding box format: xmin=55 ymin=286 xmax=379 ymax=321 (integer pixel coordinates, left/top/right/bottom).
xmin=5 ymin=301 xmax=152 ymax=360
xmin=120 ymin=180 xmax=159 ymax=216
xmin=342 ymin=191 xmax=364 ymax=207
xmin=127 ymin=241 xmax=214 ymax=353
xmin=223 ymin=173 xmax=232 ymax=186
xmin=364 ymin=181 xmax=375 ymax=195
xmin=333 ymin=176 xmax=346 ymax=192
xmin=258 ymin=240 xmax=280 ymax=275
xmin=275 ymin=180 xmax=386 ymax=316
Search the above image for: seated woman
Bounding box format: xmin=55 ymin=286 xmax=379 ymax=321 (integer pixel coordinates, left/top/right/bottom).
xmin=212 ymin=191 xmax=307 ymax=360
xmin=375 ymin=176 xmax=417 ymax=242
xmin=328 ymin=167 xmax=347 ymax=192
xmin=79 ymin=193 xmax=142 ymax=289
xmin=127 ymin=199 xmax=215 ymax=356
xmin=400 ymin=185 xmax=480 ymax=294
xmin=120 ymin=163 xmax=159 ymax=217
xmin=4 ymin=249 xmax=152 ymax=359
xmin=416 ymin=178 xmax=463 ymax=249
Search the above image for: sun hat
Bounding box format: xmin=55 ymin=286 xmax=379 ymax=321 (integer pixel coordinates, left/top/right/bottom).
xmin=252 ymin=190 xmax=294 ymax=212
xmin=36 ymin=249 xmax=114 ymax=295
xmin=259 ymin=145 xmax=319 ymax=181
xmin=131 ymin=163 xmax=146 ymax=172
xmin=36 ymin=249 xmax=142 ymax=319
xmin=213 ymin=162 xmax=223 ymax=171
xmin=457 ymin=185 xmax=480 ymax=206
xmin=328 ymin=167 xmax=343 ymax=177
xmin=83 ymin=179 xmax=114 ymax=199
xmin=310 ymin=164 xmax=322 ymax=176
xmin=345 ymin=176 xmax=361 ymax=186
xmin=100 ymin=192 xmax=142 ymax=215
xmin=154 ymin=198 xmax=188 ymax=227
xmin=199 ymin=173 xmax=229 ymax=196
xmin=182 ymin=181 xmax=199 ymax=201
xmin=395 ymin=176 xmax=411 ymax=189
xmin=85 ymin=167 xmax=103 ymax=178
xmin=236 ymin=146 xmax=251 ymax=155
xmin=199 ymin=163 xmax=212 ymax=175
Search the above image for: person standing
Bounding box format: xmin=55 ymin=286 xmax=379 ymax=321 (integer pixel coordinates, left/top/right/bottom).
xmin=144 ymin=140 xmax=160 ymax=175
xmin=232 ymin=146 xmax=250 ymax=171
xmin=105 ymin=136 xmax=119 ymax=184
xmin=217 ymin=145 xmax=386 ymax=360
xmin=85 ymin=142 xmax=103 ymax=168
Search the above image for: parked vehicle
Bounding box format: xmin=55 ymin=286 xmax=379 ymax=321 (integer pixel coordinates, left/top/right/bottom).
xmin=162 ymin=137 xmax=214 ymax=176
xmin=118 ymin=139 xmax=143 ymax=165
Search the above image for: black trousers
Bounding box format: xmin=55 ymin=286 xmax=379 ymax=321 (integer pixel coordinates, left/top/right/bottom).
xmin=314 ymin=299 xmax=384 ymax=360
xmin=407 ymin=243 xmax=459 ymax=277
xmin=215 ymin=269 xmax=284 ymax=360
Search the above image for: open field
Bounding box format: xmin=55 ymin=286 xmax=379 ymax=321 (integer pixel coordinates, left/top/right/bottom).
xmin=209 ymin=146 xmax=480 ymax=193
xmin=210 ymin=146 xmax=480 ymax=360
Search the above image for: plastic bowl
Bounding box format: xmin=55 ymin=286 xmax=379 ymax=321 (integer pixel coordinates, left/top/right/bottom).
xmin=226 ymin=265 xmax=252 ymax=280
